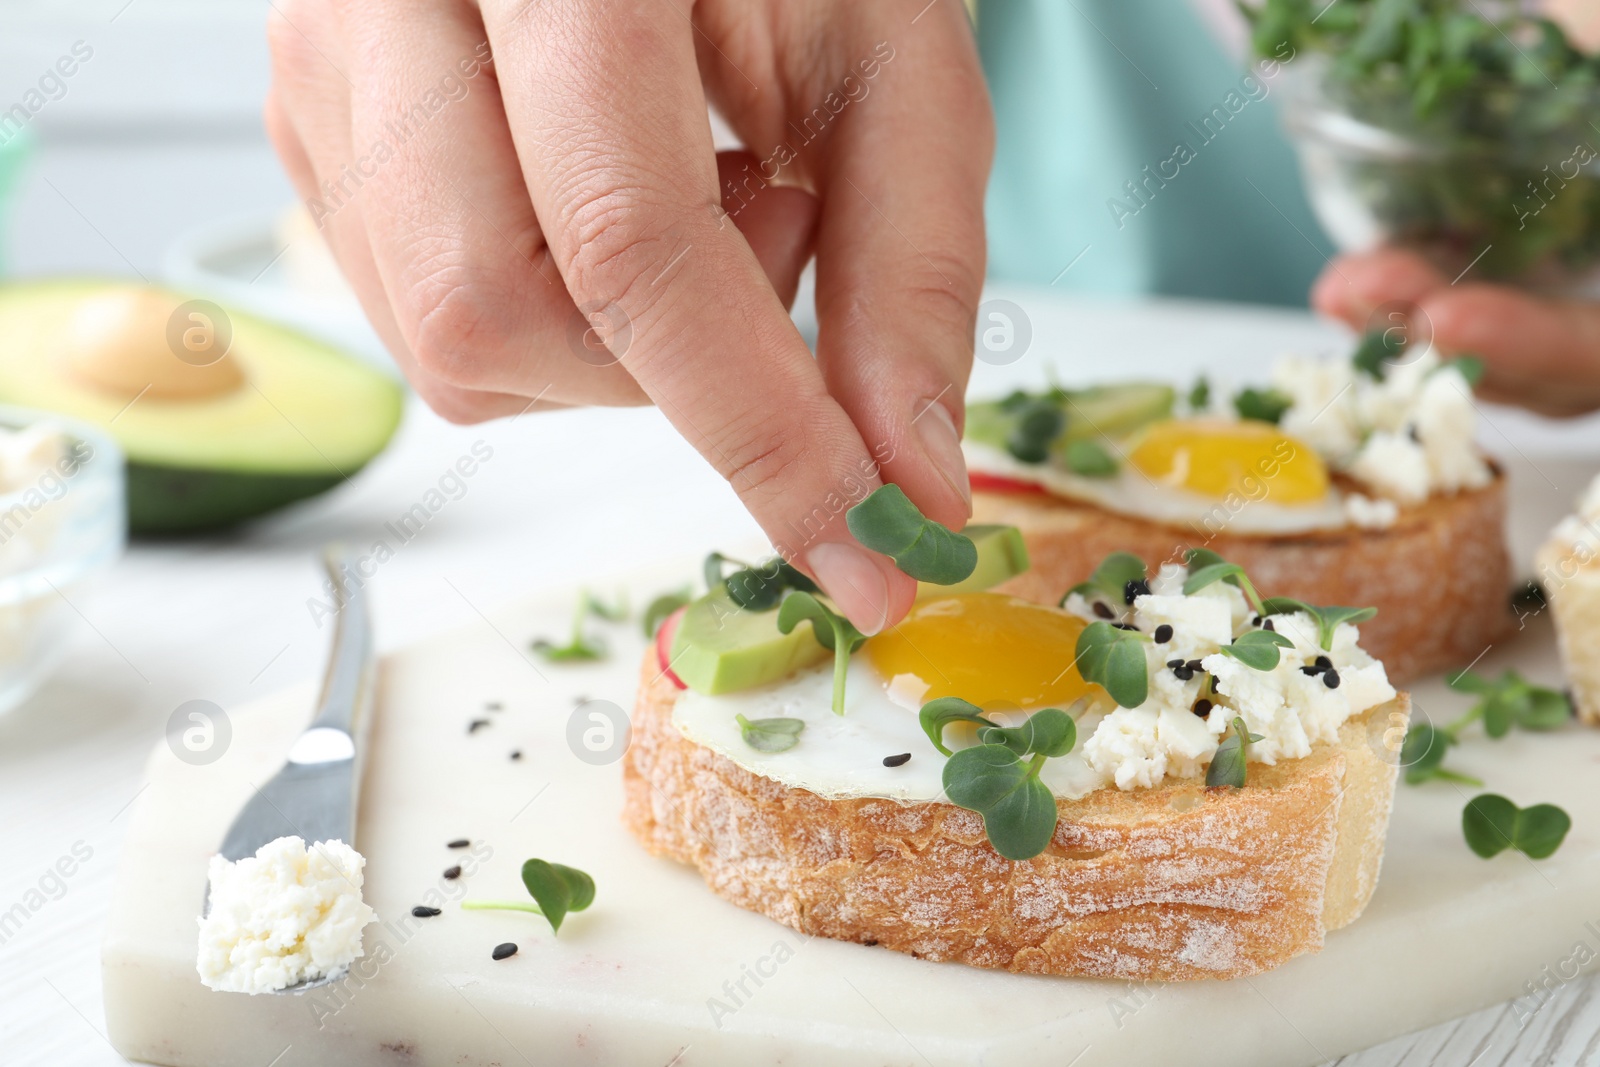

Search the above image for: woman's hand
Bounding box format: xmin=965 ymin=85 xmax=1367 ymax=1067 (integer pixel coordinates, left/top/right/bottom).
xmin=265 ymin=0 xmax=994 ymax=633
xmin=1313 ymin=248 xmax=1600 ymax=417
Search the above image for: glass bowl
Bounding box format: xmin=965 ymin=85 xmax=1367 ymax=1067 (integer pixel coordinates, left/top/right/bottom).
xmin=0 ymin=404 xmax=125 ymax=714
xmin=1279 ymin=56 xmax=1600 ymax=297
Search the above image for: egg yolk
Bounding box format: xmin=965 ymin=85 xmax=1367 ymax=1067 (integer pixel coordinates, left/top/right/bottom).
xmin=1129 ymin=418 xmax=1328 ymax=504
xmin=865 ymin=593 xmax=1097 ymax=710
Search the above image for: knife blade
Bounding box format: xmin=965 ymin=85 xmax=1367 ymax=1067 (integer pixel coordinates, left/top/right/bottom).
xmin=217 ymin=545 xmax=375 ymax=862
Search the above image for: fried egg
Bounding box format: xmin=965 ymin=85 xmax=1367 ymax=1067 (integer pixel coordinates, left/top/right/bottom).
xmin=965 ymin=416 xmax=1395 ymax=534
xmin=671 ymin=593 xmax=1109 ymax=801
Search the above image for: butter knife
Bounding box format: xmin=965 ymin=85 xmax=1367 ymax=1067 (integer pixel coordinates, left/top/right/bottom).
xmin=217 ymin=544 xmax=375 ymax=860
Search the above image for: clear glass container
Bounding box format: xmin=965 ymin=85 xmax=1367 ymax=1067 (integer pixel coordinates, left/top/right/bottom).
xmin=1280 ymin=56 xmax=1600 ymax=297
xmin=0 ymin=405 xmax=125 ymax=714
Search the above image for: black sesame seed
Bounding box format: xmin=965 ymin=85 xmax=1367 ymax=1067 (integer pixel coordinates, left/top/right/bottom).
xmin=1184 ymin=659 xmax=1203 ymax=672
xmin=447 ymin=839 xmax=470 ymax=849
xmin=1111 ymin=621 xmax=1139 ymax=632
xmin=443 ymin=865 xmax=462 ymax=880
xmin=1263 ymin=619 xmax=1276 ymax=632
xmin=1315 ymin=655 xmax=1333 ymax=670
xmin=510 ymin=750 xmax=523 ymax=761
xmin=485 ymin=701 xmax=504 ymax=711
xmin=1192 ymin=698 xmax=1213 ymax=718
xmin=882 ymin=752 xmax=912 ymax=768
xmin=1166 ymin=658 xmax=1186 ymax=669
xmin=1408 ymin=425 xmax=1421 ymax=443
xmin=1124 ymin=579 xmax=1151 ymax=605
xmin=1300 ymin=665 xmax=1324 ymax=676
xmin=412 ymin=906 xmax=442 ymax=918
xmin=1153 ymin=624 xmax=1174 ymax=644
xmin=491 ymin=942 xmax=518 ymax=961
xmin=467 ymin=718 xmax=490 ymax=734
xmin=1251 ymin=615 xmax=1263 ymax=627
xmin=1323 ymin=669 xmax=1341 ymax=689
xmin=1173 ymin=667 xmax=1194 ymax=681
xmin=1093 ymin=601 xmax=1115 ymax=619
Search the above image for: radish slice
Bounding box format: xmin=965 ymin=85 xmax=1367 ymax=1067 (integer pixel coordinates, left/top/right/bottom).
xmin=655 ymin=605 xmax=688 ymax=690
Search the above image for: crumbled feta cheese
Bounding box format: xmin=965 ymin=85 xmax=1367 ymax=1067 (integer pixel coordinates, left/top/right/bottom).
xmin=1414 ymin=368 xmax=1492 ymax=496
xmin=1132 ymin=592 xmax=1232 ymax=650
xmin=1274 ymin=354 xmax=1361 ymax=461
xmin=197 ymin=836 xmax=376 ymax=995
xmin=1147 ymin=562 xmax=1186 ymax=598
xmin=1349 ymin=430 xmax=1431 ymax=505
xmin=1060 ymin=590 xmax=1100 ymax=624
xmin=1343 ymin=493 xmax=1399 ymax=529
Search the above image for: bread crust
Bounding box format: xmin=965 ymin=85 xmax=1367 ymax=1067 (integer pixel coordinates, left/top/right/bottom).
xmin=622 ymin=655 xmax=1408 ymax=981
xmin=971 ymin=473 xmax=1512 ymax=684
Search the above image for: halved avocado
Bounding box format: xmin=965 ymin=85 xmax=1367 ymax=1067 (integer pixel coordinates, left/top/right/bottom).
xmin=0 ymin=280 xmax=403 ymax=534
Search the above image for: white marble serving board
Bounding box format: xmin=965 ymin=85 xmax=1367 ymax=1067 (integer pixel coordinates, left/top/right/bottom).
xmin=102 ymin=459 xmax=1600 ymax=1067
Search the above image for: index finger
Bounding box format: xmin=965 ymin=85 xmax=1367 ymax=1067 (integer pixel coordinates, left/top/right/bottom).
xmin=481 ymin=0 xmax=915 ymax=633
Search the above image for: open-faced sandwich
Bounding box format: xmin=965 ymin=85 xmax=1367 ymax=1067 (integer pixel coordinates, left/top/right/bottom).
xmin=963 ymin=342 xmax=1510 ymax=683
xmin=624 ymin=491 xmax=1408 ymax=980
xmin=1537 ymin=473 xmax=1600 ymax=725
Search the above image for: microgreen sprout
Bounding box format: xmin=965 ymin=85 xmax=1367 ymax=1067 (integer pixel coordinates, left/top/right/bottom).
xmin=461 ymin=859 xmax=595 ymax=934
xmin=1461 ymin=794 xmax=1571 ymax=860
xmin=1402 ymin=669 xmax=1572 ymax=786
xmin=533 ymin=590 xmax=626 ymax=662
xmin=641 ymin=587 xmax=691 ymax=638
xmin=1206 ymin=716 xmax=1264 ymax=788
xmin=926 ymin=698 xmax=1078 ymax=861
xmin=1233 ymin=387 xmax=1292 ymax=425
xmin=775 ymin=592 xmax=866 ymax=715
xmin=845 ymin=484 xmax=977 ymax=585
xmin=735 ymin=713 xmax=806 ymax=753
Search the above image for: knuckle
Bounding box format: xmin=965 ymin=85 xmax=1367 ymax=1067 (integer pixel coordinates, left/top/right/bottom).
xmin=559 ymin=180 xmax=683 ymax=311
xmin=719 ymin=414 xmax=813 ymax=501
xmin=409 ymin=269 xmax=510 ymax=388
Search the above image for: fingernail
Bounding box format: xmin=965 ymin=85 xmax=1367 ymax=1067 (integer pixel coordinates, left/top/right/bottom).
xmin=916 ymin=398 xmax=971 ymax=515
xmin=806 ymin=541 xmax=890 ymax=636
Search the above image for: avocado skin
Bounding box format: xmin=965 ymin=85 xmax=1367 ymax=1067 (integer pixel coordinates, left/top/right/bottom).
xmin=125 ymin=463 xmax=353 ymax=535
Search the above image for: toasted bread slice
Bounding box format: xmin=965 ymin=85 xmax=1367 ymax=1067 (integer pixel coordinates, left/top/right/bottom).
xmin=1535 ymin=540 xmax=1600 ymax=725
xmin=970 ymin=472 xmax=1511 ymax=684
xmin=622 ymin=654 xmax=1409 ymax=981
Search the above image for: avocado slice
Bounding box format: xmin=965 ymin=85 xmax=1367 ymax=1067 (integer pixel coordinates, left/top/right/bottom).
xmin=967 ymin=382 xmax=1175 ymax=456
xmin=0 ymin=280 xmax=403 ymax=534
xmin=673 ymin=525 xmax=1032 ymax=694
xmin=670 ymin=586 xmax=830 ymax=694
xmin=924 ymin=524 xmax=1029 ymax=596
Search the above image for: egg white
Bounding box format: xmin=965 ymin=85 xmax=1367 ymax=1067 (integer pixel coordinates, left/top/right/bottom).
xmin=672 ymin=656 xmax=1108 ymax=802
xmin=965 ymin=440 xmax=1363 ymax=535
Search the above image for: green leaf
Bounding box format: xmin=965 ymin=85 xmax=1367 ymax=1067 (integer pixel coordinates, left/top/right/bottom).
xmin=1206 ymin=716 xmax=1260 ymax=788
xmin=1184 ymin=547 xmax=1232 ymax=578
xmin=583 ymin=591 xmax=628 ymax=622
xmin=1221 ymin=629 xmax=1294 ymax=671
xmin=722 ymin=559 xmax=817 ymax=611
xmin=1448 ymin=355 xmax=1485 ymax=388
xmin=1005 ymin=398 xmax=1065 ymax=464
xmin=919 ymin=697 xmax=997 ymax=757
xmin=735 ymin=713 xmax=806 ymax=753
xmin=1188 ymin=376 xmax=1210 ymax=410
xmin=1184 ymin=561 xmax=1264 ymax=614
xmin=1520 ymin=688 xmax=1574 ymax=730
xmin=1075 ymin=621 xmax=1148 ymax=709
xmin=776 ymin=592 xmax=865 ymax=715
xmin=703 ymin=551 xmax=739 ymax=592
xmin=1515 ymin=803 xmax=1573 ymax=859
xmin=641 ymin=588 xmax=691 ymax=638
xmin=846 ymin=484 xmax=978 ymax=585
xmin=1064 ymin=439 xmax=1118 ymax=477
xmin=942 ymin=744 xmax=1059 ymax=861
xmin=978 ymin=707 xmax=1077 ymax=759
xmin=1462 ymin=794 xmax=1521 ymax=858
xmin=1352 ymin=328 xmax=1407 ymax=380
xmin=1445 ymin=668 xmax=1494 ymax=694
xmin=519 ymin=859 xmax=595 ymax=934
xmin=1067 ymin=551 xmax=1148 ymax=606
xmin=1233 ymin=387 xmax=1293 ymax=425
xmin=1258 ymin=597 xmax=1377 ymax=650
xmin=1401 ymin=723 xmax=1453 ymax=784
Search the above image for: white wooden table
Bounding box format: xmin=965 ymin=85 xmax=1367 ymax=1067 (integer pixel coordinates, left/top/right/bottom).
xmin=3 ymin=287 xmax=1599 ymax=1066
